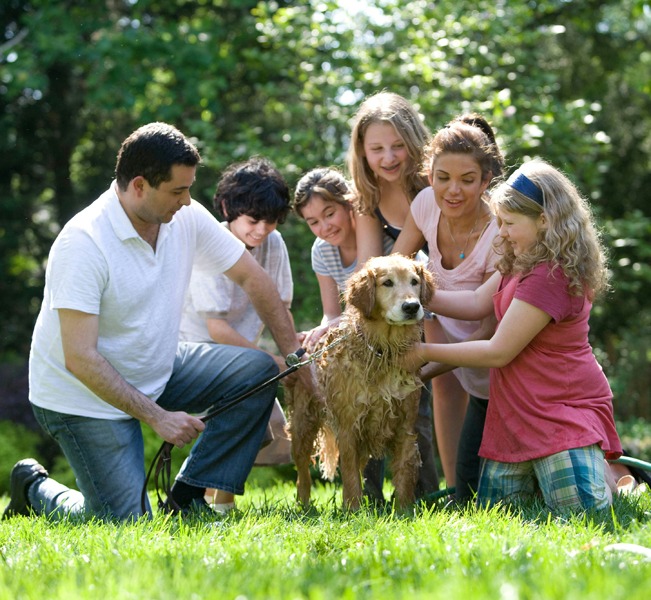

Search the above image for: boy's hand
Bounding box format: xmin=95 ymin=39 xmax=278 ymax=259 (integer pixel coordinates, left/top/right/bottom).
xmin=299 ymin=316 xmax=342 ymax=351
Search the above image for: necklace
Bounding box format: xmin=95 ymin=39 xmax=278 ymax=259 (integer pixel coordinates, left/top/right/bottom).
xmin=445 ymin=210 xmax=482 ymax=260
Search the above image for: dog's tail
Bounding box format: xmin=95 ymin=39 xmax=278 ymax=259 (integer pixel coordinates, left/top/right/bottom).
xmin=317 ymin=425 xmax=339 ymax=481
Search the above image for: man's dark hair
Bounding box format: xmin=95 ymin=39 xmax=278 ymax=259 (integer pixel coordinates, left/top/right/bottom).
xmin=214 ymin=157 xmax=290 ymax=224
xmin=115 ymin=122 xmax=201 ymax=191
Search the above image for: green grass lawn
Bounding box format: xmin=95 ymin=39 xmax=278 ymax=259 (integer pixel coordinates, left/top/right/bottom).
xmin=2 ymin=477 xmax=651 ymax=600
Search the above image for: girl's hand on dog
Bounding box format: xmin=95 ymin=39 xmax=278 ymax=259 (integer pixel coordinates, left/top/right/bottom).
xmin=401 ymin=346 xmax=456 ymax=380
xmin=299 ymin=316 xmax=342 ymax=351
xmin=400 ymin=343 xmax=428 ymax=373
xmin=298 ymin=327 xmax=325 ymax=351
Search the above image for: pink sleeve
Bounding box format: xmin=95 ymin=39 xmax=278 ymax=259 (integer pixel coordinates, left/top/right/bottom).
xmin=480 ymin=221 xmax=500 ymax=275
xmin=514 ymin=265 xmax=574 ymax=323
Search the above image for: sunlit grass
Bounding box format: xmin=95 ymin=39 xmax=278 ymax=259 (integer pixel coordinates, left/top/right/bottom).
xmin=2 ymin=478 xmax=651 ymax=600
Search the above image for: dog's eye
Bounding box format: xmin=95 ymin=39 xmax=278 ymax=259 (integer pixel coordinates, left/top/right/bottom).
xmin=411 ymin=278 xmax=419 ymax=286
xmin=381 ymin=279 xmax=394 ymax=287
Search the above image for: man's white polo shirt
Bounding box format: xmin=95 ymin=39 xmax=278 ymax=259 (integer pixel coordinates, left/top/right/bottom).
xmin=29 ymin=183 xmax=245 ymax=419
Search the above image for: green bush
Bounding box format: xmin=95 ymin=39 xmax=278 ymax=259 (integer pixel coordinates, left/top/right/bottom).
xmin=616 ymin=418 xmax=651 ymax=462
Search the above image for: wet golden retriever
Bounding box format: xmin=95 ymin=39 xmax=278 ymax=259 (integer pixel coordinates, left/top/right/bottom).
xmin=285 ymin=254 xmax=435 ymax=510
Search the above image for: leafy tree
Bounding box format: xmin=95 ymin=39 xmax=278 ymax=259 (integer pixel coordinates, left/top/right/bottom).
xmin=1 ymin=0 xmax=649 ymax=415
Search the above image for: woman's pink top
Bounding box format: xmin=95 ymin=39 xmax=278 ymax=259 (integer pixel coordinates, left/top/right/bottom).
xmin=412 ymin=187 xmax=499 ymax=399
xmin=480 ymin=263 xmax=622 ymax=462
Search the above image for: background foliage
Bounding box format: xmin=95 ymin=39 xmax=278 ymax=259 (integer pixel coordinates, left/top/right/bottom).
xmin=1 ymin=0 xmax=650 ymax=419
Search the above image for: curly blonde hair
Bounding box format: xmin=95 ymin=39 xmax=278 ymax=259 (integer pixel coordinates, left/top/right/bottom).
xmin=346 ymin=92 xmax=430 ymax=215
xmin=490 ymin=158 xmax=610 ymax=299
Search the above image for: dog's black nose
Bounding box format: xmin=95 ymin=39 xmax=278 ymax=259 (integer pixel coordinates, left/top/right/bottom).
xmin=402 ymin=300 xmax=421 ymax=317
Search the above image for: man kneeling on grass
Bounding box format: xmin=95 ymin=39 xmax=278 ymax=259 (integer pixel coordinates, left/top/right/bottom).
xmin=3 ymin=122 xmax=311 ymax=522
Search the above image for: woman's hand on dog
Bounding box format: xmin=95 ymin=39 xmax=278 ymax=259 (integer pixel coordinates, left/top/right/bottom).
xmin=418 ymin=360 xmax=454 ymax=381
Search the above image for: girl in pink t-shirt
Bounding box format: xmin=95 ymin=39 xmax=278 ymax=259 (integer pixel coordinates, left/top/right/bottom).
xmin=405 ymin=158 xmax=622 ymax=511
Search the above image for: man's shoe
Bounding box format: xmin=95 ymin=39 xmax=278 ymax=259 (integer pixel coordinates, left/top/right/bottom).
xmin=3 ymin=459 xmax=49 ymax=519
xmin=159 ymin=496 xmax=214 ymax=519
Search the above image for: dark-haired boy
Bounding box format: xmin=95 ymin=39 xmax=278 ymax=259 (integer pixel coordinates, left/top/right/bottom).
xmin=180 ymin=156 xmax=294 ymax=513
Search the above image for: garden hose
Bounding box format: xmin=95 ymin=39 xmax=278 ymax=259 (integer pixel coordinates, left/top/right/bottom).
xmin=423 ymin=487 xmax=456 ymax=502
xmin=611 ymin=455 xmax=651 ymax=472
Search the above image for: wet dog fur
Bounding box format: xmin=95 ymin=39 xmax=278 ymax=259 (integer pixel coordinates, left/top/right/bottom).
xmin=284 ymin=254 xmax=435 ymax=510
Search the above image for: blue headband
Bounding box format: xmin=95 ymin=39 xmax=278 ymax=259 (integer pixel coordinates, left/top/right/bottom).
xmin=507 ymin=171 xmax=544 ymax=206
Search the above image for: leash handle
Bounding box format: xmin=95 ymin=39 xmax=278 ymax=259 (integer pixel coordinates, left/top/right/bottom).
xmin=141 ymin=439 xmax=175 ymax=514
xmin=285 ymin=347 xmax=306 ymax=367
xmin=142 ymin=350 xmax=309 ymax=513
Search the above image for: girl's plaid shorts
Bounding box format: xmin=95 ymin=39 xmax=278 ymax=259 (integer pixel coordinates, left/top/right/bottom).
xmin=478 ymin=444 xmax=611 ymax=511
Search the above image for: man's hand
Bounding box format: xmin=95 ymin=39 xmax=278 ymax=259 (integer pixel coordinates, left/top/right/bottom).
xmin=149 ymin=410 xmax=206 ymax=449
xmin=59 ymin=308 xmax=206 ymax=445
xmin=226 ymin=253 xmax=301 ymax=358
xmin=296 ymin=364 xmax=316 ymax=396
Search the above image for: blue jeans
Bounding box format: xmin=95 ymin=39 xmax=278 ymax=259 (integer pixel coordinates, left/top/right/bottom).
xmin=30 ymin=342 xmax=277 ymax=521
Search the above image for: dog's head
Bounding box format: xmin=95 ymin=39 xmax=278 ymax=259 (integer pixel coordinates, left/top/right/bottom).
xmin=344 ymin=254 xmax=435 ymax=323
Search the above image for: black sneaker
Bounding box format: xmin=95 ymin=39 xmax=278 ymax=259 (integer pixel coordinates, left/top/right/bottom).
xmin=159 ymin=496 xmax=213 ymax=519
xmin=2 ymin=459 xmax=49 ymax=519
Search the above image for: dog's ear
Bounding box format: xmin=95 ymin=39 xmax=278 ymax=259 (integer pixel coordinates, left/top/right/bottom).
xmin=416 ymin=263 xmax=436 ymax=307
xmin=345 ymin=266 xmax=376 ymax=318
